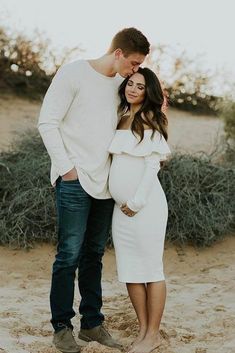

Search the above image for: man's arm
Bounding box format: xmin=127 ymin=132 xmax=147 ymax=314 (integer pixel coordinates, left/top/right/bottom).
xmin=38 ymin=64 xmax=78 ymax=179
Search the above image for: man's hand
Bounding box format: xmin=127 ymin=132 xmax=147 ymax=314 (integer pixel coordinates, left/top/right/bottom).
xmin=120 ymin=203 xmax=137 ymax=217
xmin=62 ymin=167 xmax=78 ymax=181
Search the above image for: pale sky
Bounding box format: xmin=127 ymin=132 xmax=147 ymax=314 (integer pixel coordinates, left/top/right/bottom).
xmin=1 ymin=0 xmax=235 ymax=75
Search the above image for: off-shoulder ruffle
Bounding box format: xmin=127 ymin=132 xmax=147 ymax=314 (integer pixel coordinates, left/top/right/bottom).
xmin=108 ymin=130 xmax=171 ymax=159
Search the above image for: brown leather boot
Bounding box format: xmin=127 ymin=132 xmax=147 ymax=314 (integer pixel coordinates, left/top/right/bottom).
xmin=78 ymin=324 xmax=122 ymax=350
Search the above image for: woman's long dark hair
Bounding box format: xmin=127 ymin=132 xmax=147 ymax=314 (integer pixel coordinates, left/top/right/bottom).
xmin=118 ymin=67 xmax=168 ymax=142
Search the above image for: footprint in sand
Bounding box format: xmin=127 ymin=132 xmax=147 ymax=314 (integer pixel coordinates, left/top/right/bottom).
xmin=0 ymin=311 xmax=19 ymax=318
xmin=162 ymin=328 xmax=177 ymax=338
xmin=81 ymin=341 xmax=120 ymax=353
xmin=176 ymin=247 xmax=186 ymax=262
xmin=200 ymin=263 xmax=229 ymax=273
xmin=180 ymin=333 xmax=196 ymax=343
xmin=214 ymin=305 xmax=226 ymax=312
xmin=11 ymin=325 xmax=51 ymax=338
xmin=195 ymin=349 xmax=207 ymax=353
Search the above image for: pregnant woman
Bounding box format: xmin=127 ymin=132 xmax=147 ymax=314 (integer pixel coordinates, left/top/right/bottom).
xmin=108 ymin=67 xmax=171 ymax=353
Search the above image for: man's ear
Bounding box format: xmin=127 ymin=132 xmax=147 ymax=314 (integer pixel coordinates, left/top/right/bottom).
xmin=114 ymin=48 xmax=123 ymax=59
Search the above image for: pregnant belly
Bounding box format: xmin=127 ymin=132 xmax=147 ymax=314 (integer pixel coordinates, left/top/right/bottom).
xmin=109 ymin=154 xmax=145 ymax=205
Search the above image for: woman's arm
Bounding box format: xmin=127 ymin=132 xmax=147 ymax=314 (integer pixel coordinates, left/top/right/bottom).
xmin=126 ymin=153 xmax=161 ymax=213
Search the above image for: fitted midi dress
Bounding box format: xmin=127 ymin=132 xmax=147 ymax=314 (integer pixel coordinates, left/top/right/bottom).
xmin=108 ymin=130 xmax=171 ymax=283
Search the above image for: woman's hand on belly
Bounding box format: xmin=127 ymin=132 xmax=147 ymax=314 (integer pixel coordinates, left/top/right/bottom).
xmin=120 ymin=203 xmax=137 ymax=217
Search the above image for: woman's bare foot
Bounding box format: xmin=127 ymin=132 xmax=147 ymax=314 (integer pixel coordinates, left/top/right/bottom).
xmin=128 ymin=329 xmax=147 ymax=351
xmin=128 ymin=332 xmax=161 ymax=353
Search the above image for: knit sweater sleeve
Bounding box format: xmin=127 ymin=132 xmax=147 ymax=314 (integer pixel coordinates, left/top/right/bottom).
xmin=37 ymin=64 xmax=77 ymax=176
xmin=126 ymin=153 xmax=161 ymax=212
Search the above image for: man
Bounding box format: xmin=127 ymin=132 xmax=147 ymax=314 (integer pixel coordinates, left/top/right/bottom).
xmin=38 ymin=27 xmax=150 ymax=353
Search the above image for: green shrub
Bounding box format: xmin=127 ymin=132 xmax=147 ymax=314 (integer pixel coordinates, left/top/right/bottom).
xmin=0 ymin=131 xmax=234 ymax=248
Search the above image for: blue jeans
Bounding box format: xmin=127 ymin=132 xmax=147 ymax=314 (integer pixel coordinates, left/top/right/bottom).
xmin=50 ymin=178 xmax=114 ymax=332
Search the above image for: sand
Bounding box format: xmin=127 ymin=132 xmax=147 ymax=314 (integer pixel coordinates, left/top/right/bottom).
xmin=0 ymin=94 xmax=234 ymax=352
xmin=0 ymin=239 xmax=235 ymax=353
xmin=0 ymin=95 xmax=40 ymax=151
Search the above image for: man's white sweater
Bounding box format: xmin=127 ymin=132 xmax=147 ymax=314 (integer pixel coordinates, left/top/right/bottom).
xmin=38 ymin=59 xmax=122 ymax=199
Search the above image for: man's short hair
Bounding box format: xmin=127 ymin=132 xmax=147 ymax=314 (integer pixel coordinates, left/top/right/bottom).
xmin=108 ymin=27 xmax=150 ymax=56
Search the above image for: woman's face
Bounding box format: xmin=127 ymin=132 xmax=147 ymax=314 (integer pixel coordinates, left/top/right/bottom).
xmin=125 ymin=72 xmax=146 ymax=105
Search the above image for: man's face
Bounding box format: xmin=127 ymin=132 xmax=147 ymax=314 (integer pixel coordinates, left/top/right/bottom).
xmin=116 ymin=51 xmax=146 ymax=78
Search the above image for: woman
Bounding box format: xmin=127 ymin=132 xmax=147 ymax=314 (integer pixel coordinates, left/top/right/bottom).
xmin=108 ymin=67 xmax=171 ymax=353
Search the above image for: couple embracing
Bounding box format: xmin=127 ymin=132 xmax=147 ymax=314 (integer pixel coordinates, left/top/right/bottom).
xmin=38 ymin=27 xmax=171 ymax=353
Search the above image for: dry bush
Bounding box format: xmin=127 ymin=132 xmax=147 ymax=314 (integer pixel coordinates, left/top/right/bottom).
xmin=0 ymin=131 xmax=56 ymax=248
xmin=146 ymin=45 xmax=226 ymax=115
xmin=159 ymin=153 xmax=235 ymax=246
xmin=0 ymin=26 xmax=52 ymax=97
xmin=220 ymin=101 xmax=235 ymax=141
xmin=0 ymin=131 xmax=234 ymax=248
xmin=217 ymin=99 xmax=235 ymax=165
xmin=0 ymin=25 xmax=81 ymax=98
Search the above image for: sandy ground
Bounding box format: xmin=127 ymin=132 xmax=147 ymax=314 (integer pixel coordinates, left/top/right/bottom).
xmin=0 ymin=94 xmax=234 ymax=352
xmin=0 ymin=238 xmax=235 ymax=353
xmin=0 ymin=95 xmax=40 ymax=151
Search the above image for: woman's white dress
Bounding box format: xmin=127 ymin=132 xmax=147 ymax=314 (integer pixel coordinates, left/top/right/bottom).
xmin=108 ymin=130 xmax=171 ymax=283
